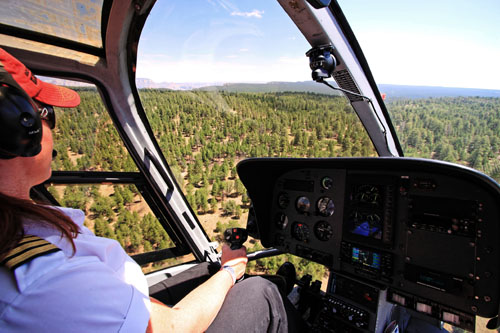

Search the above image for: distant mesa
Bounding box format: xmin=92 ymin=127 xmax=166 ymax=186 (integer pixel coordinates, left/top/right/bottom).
xmin=135 ymin=79 xmax=223 ymax=90
xmin=43 ymin=76 xmax=500 ymax=99
xmin=378 ymin=84 xmax=500 ymax=99
xmin=198 ymin=81 xmax=342 ymax=95
xmin=39 ymin=77 xmax=93 ymax=87
xmin=135 ymin=79 xmax=500 ymax=99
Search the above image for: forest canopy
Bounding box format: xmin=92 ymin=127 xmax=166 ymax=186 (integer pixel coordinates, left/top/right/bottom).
xmin=50 ymin=89 xmax=500 ymax=277
xmin=387 ymin=97 xmax=500 ymax=182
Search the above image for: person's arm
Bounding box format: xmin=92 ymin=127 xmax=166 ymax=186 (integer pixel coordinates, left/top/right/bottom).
xmin=148 ymin=244 xmax=248 ymax=332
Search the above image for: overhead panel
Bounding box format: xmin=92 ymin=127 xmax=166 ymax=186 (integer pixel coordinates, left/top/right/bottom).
xmin=1 ymin=0 xmax=103 ymax=48
xmin=0 ymin=34 xmax=100 ymax=65
xmin=0 ymin=0 xmax=104 ymax=64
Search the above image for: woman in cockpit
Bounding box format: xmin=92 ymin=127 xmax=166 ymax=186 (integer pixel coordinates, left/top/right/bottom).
xmin=0 ymin=47 xmax=292 ymax=332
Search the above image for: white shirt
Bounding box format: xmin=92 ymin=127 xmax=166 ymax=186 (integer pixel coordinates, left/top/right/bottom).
xmin=0 ymin=207 xmax=151 ymax=332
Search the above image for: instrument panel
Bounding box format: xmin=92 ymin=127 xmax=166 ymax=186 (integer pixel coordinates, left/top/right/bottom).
xmin=237 ymin=157 xmax=500 ymax=331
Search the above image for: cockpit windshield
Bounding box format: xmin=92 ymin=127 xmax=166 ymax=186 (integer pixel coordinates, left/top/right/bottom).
xmin=135 ymin=1 xmax=377 ymax=276
xmin=337 ymin=0 xmax=500 ymax=182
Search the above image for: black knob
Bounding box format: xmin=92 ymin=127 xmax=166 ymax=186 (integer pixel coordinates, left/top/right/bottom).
xmin=224 ymin=228 xmax=248 ymax=250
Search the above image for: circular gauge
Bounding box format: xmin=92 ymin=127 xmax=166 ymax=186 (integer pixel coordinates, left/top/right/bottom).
xmin=366 ymin=213 xmax=381 ymax=223
xmin=321 ymin=177 xmax=333 ymax=190
xmin=296 ymin=196 xmax=311 ymax=213
xmin=275 ymin=213 xmax=289 ymax=230
xmin=292 ymin=222 xmax=310 ymax=242
xmin=314 ymin=221 xmax=333 ymax=241
xmin=277 ymin=192 xmax=290 ymax=209
xmin=356 ymin=185 xmax=381 ymax=205
xmin=349 ymin=210 xmax=363 ymax=222
xmin=317 ymin=197 xmax=335 ymax=217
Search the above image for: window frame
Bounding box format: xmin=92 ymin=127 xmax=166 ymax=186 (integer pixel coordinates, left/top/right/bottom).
xmin=34 ymin=171 xmax=192 ymax=266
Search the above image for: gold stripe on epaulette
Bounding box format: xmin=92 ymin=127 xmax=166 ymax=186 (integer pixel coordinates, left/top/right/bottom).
xmin=1 ymin=235 xmax=60 ymax=270
xmin=6 ymin=239 xmax=48 ymax=257
xmin=17 ymin=235 xmax=41 ymax=245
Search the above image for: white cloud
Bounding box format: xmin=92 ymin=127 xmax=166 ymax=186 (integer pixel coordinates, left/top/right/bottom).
xmin=231 ymin=10 xmax=264 ymax=19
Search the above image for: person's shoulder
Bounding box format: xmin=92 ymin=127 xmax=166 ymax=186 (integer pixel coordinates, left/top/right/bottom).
xmin=0 ymin=252 xmax=150 ymax=332
xmin=0 ymin=241 xmax=66 ymax=314
xmin=1 ymin=230 xmax=124 ymax=294
xmin=23 ymin=205 xmax=87 ymax=235
xmin=2 ymin=238 xmax=67 ymax=293
xmin=53 ymin=206 xmax=85 ymax=223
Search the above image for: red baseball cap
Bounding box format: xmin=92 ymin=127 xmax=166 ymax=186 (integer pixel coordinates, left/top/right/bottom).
xmin=0 ymin=48 xmax=80 ymax=108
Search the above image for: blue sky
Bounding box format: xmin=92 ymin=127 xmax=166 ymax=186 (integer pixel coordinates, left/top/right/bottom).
xmin=136 ymin=0 xmax=500 ymax=90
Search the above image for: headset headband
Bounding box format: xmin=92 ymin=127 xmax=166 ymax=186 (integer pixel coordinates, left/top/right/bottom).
xmin=0 ymin=64 xmax=31 ymax=98
xmin=0 ymin=64 xmax=43 ymax=159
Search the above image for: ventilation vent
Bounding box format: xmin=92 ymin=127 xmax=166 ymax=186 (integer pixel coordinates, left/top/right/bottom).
xmin=333 ymin=69 xmax=364 ymax=102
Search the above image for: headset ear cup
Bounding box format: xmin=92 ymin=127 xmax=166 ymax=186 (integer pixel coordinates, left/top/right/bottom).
xmin=0 ymin=85 xmax=42 ymax=159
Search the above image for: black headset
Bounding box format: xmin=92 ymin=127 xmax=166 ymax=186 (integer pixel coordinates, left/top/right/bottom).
xmin=0 ymin=65 xmax=43 ymax=159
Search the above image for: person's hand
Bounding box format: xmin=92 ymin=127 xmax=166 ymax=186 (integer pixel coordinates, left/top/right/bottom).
xmin=220 ymin=243 xmax=248 ymax=279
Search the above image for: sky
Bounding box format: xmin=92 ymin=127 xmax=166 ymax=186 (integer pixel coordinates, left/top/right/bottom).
xmin=136 ymin=0 xmax=500 ymax=90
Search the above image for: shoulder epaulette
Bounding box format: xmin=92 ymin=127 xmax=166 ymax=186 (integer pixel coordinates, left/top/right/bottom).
xmin=1 ymin=235 xmax=61 ymax=271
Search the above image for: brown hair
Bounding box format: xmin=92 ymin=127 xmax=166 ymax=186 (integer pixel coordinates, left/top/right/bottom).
xmin=0 ymin=191 xmax=79 ymax=260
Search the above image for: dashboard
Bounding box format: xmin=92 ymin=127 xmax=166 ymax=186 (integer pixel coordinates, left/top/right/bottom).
xmin=237 ymin=157 xmax=500 ymax=332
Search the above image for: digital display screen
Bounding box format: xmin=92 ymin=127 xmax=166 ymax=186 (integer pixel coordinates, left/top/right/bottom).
xmin=416 ymin=302 xmax=433 ymax=314
xmin=345 ymin=184 xmax=385 ymax=240
xmin=404 ymin=264 xmax=462 ymax=294
xmin=350 ymin=221 xmax=382 ymax=239
xmin=417 ymin=271 xmax=446 ymax=290
xmin=351 ymin=247 xmax=381 ymax=270
xmin=410 ymin=196 xmax=477 ymax=219
xmin=442 ymin=312 xmax=460 ymax=325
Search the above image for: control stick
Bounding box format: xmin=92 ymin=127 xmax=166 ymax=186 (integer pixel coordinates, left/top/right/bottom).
xmin=224 ymin=227 xmax=248 ymax=250
xmin=223 ymin=228 xmax=248 ymax=283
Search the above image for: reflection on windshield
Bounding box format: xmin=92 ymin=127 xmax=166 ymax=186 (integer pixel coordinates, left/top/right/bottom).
xmin=139 ymin=89 xmax=375 ymax=237
xmin=135 ymin=1 xmax=377 ymax=282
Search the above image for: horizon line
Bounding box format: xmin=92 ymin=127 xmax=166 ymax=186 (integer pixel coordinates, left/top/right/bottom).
xmin=135 ymin=79 xmax=500 ymax=91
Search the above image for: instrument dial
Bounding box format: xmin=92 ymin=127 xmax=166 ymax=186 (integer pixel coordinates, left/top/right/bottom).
xmin=277 ymin=192 xmax=290 ymax=209
xmin=296 ymin=196 xmax=311 ymax=213
xmin=321 ymin=176 xmax=333 ymax=190
xmin=275 ymin=213 xmax=289 ymax=230
xmin=292 ymin=222 xmax=310 ymax=242
xmin=355 ymin=185 xmax=381 ymax=205
xmin=314 ymin=221 xmax=333 ymax=241
xmin=366 ymin=213 xmax=381 ymax=223
xmin=317 ymin=197 xmax=335 ymax=217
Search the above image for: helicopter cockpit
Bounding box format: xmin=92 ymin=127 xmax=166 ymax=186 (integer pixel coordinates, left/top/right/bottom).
xmin=1 ymin=0 xmax=499 ymax=332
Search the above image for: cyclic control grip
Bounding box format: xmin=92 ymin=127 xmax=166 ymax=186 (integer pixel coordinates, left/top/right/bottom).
xmin=224 ymin=228 xmax=248 ymax=250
